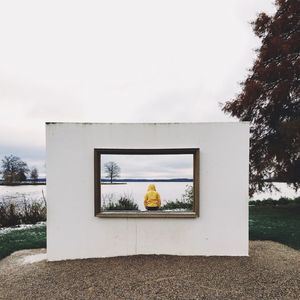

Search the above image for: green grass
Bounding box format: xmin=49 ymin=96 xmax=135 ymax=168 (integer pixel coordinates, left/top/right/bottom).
xmin=103 ymin=196 xmax=139 ymax=211
xmin=249 ymin=205 xmax=300 ymax=250
xmin=0 ymin=224 xmax=46 ymax=259
xmin=0 ymin=206 xmax=299 ymax=260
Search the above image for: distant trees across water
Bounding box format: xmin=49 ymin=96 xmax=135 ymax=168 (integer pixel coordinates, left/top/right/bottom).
xmin=0 ymin=155 xmax=40 ymax=185
xmin=100 ymin=178 xmax=193 ymax=183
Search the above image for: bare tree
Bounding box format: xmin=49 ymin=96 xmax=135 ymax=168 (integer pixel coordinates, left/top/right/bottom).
xmin=104 ymin=161 xmax=121 ymax=183
xmin=30 ymin=167 xmax=39 ymax=182
xmin=0 ymin=155 xmax=29 ymax=184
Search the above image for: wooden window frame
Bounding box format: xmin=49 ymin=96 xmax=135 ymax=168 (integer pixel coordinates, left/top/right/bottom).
xmin=94 ymin=148 xmax=200 ymax=218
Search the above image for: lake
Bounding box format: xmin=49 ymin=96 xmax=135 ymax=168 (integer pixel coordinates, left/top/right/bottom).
xmin=0 ymin=182 xmax=299 ymax=209
xmin=252 ymin=182 xmax=300 ymax=200
xmin=0 ymin=185 xmax=46 ymax=203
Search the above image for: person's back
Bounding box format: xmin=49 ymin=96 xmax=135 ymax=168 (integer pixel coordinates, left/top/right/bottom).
xmin=144 ymin=184 xmax=161 ymax=210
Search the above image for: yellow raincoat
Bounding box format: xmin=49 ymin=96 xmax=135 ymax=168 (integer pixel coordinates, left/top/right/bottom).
xmin=144 ymin=184 xmax=161 ymax=208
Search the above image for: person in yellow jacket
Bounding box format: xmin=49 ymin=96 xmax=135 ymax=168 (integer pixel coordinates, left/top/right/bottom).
xmin=144 ymin=184 xmax=161 ymax=211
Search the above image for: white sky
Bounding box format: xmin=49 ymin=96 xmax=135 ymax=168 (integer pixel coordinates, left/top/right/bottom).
xmin=0 ymin=0 xmax=276 ymax=176
xmin=101 ymin=154 xmax=193 ymax=179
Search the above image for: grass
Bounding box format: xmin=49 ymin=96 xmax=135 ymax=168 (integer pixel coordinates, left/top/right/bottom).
xmin=161 ymin=185 xmax=193 ymax=210
xmin=160 ymin=200 xmax=193 ymax=210
xmin=0 ymin=196 xmax=46 ymax=227
xmin=0 ymin=205 xmax=299 ymax=260
xmin=249 ymin=205 xmax=300 ymax=250
xmin=102 ymin=194 xmax=139 ymax=211
xmin=0 ymin=224 xmax=46 ymax=260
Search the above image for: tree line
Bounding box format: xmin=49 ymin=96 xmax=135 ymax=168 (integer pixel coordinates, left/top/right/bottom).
xmin=0 ymin=155 xmax=39 ymax=184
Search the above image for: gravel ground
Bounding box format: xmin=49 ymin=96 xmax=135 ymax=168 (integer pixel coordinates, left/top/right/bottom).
xmin=0 ymin=241 xmax=299 ymax=300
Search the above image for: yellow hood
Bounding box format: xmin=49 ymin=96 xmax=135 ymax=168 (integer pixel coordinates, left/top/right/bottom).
xmin=144 ymin=184 xmax=161 ymax=208
xmin=147 ymin=184 xmax=156 ymax=192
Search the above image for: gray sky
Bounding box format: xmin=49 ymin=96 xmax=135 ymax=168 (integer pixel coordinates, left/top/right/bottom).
xmin=0 ymin=1 xmax=276 ymax=176
xmin=101 ymin=154 xmax=193 ymax=179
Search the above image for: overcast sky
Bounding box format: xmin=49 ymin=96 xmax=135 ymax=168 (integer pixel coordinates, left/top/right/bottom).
xmin=101 ymin=154 xmax=193 ymax=179
xmin=0 ymin=0 xmax=276 ymax=176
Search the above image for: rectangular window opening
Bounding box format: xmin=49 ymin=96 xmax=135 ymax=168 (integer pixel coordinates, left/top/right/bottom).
xmin=94 ymin=148 xmax=200 ymax=218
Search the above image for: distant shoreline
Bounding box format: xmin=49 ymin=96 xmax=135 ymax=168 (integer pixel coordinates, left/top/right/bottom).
xmin=101 ymin=178 xmax=193 ymax=183
xmin=0 ymin=178 xmax=193 ymax=186
xmin=101 ymin=182 xmax=127 ymax=185
xmin=0 ymin=182 xmax=46 ymax=186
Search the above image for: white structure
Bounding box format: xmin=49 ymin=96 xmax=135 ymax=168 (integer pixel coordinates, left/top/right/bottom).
xmin=46 ymin=123 xmax=249 ymax=261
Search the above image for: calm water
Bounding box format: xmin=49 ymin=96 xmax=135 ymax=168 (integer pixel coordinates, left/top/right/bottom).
xmin=0 ymin=182 xmax=298 ymax=208
xmin=0 ymin=185 xmax=46 ymax=202
xmin=252 ymin=182 xmax=300 ymax=200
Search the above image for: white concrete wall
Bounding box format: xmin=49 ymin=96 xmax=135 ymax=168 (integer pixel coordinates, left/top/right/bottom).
xmin=46 ymin=123 xmax=249 ymax=261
